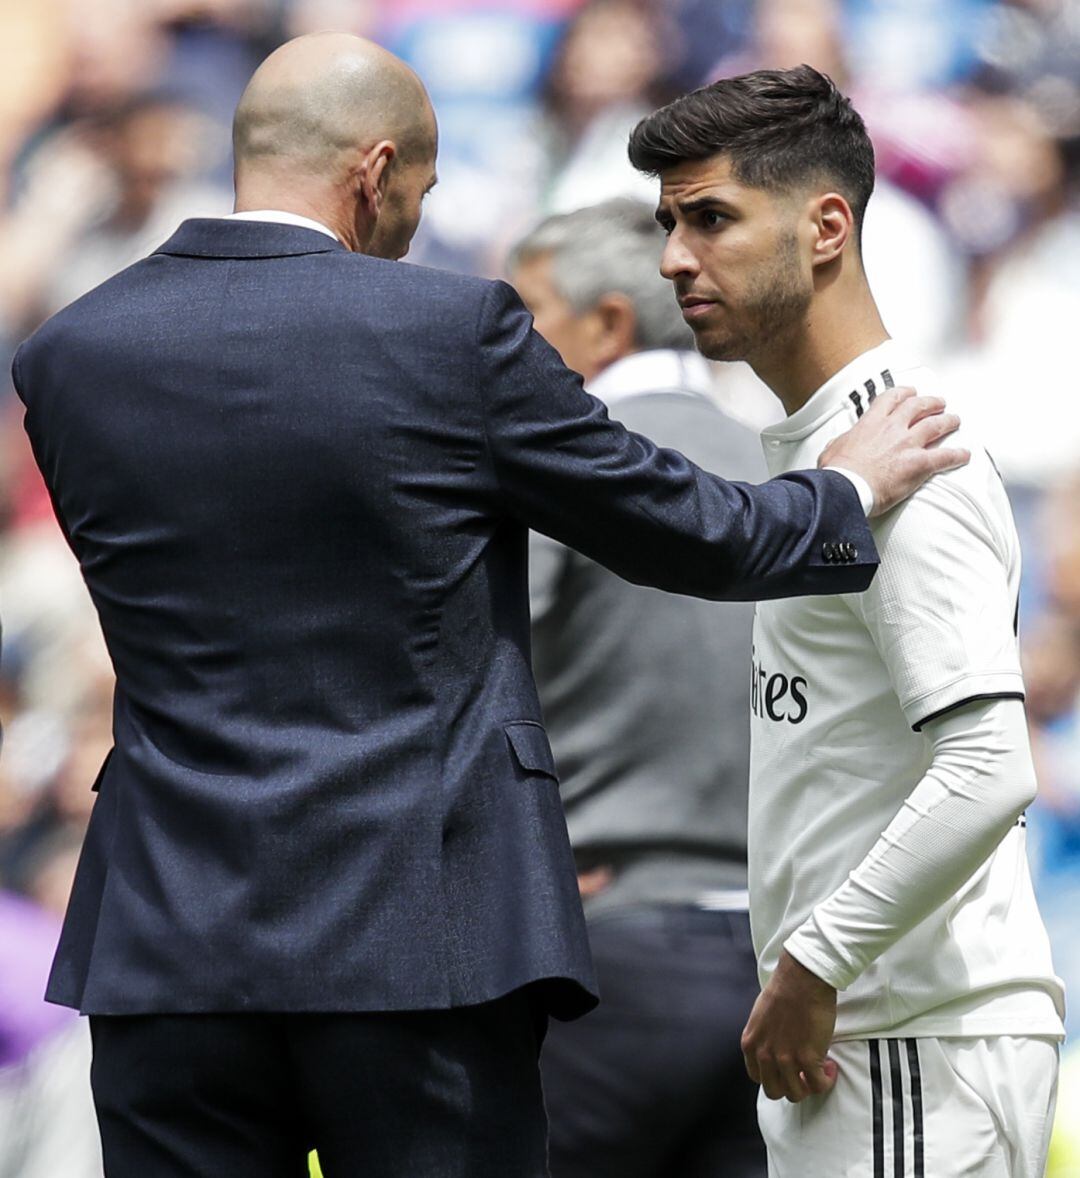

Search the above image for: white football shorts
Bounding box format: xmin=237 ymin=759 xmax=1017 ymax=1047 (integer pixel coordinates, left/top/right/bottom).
xmin=758 ymin=1036 xmax=1059 ymax=1178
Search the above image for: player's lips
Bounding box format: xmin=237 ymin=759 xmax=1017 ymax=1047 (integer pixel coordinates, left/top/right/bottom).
xmin=678 ymin=296 xmax=718 ymax=320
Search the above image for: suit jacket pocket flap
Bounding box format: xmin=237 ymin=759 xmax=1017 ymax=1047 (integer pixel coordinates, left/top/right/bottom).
xmin=504 ymin=722 xmax=558 ymax=780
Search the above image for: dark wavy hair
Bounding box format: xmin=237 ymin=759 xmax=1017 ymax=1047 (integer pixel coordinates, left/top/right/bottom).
xmin=628 ymin=65 xmax=875 ymax=238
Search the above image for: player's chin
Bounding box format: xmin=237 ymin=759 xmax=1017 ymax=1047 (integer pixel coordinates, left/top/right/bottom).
xmin=692 ymin=328 xmax=744 ymax=363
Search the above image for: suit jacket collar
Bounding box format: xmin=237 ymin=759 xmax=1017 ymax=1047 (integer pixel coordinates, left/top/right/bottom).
xmin=155 ymin=218 xmax=348 ymax=260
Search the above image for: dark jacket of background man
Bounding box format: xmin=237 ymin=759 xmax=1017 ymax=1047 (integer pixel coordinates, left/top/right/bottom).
xmin=531 ymin=358 xmax=769 ymax=1178
xmin=12 ymin=218 xmax=876 ymax=1025
xmin=531 ymin=376 xmax=761 ymax=912
xmin=511 ymin=196 xmax=770 ymax=1177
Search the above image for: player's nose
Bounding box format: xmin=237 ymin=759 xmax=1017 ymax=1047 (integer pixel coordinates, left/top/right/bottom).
xmin=660 ymin=231 xmax=699 ymax=282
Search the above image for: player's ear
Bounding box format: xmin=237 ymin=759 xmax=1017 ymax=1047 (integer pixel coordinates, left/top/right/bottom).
xmin=810 ymin=192 xmax=854 ymax=268
xmin=590 ymin=292 xmax=637 ymax=368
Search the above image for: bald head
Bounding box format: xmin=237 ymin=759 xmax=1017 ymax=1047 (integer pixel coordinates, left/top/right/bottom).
xmin=233 ymin=33 xmax=436 ymax=178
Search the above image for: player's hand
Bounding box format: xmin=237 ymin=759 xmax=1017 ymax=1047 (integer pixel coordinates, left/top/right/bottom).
xmin=740 ymin=949 xmax=838 ymax=1103
xmin=576 ymin=866 xmax=613 ymax=899
xmin=818 ymin=385 xmax=969 ymax=518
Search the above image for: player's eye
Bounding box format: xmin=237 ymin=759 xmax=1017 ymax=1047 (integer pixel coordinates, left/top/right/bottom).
xmin=701 ymin=210 xmax=727 ymax=229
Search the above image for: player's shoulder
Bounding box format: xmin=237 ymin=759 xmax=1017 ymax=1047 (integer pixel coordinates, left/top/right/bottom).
xmin=871 ymin=360 xmax=1014 ymax=540
xmin=891 ymin=362 xmax=1004 ymax=496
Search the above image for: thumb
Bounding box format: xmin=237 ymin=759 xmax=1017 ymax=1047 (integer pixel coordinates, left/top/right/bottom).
xmin=800 ymin=1056 xmax=839 ymax=1096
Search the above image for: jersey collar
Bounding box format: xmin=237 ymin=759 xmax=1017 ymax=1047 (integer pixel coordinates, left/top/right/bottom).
xmin=761 ymin=339 xmax=913 ymax=445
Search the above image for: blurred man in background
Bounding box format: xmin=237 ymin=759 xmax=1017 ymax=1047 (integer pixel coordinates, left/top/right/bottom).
xmin=510 ymin=198 xmax=766 ymax=1177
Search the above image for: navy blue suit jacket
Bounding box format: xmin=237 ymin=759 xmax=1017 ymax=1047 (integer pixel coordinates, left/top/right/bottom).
xmin=14 ymin=220 xmax=877 ymax=1020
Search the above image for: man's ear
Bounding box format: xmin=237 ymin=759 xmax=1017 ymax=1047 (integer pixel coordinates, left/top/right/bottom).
xmin=357 ymin=140 xmax=395 ymax=217
xmin=591 ymin=292 xmax=637 ymax=368
xmin=811 ymin=192 xmax=854 ymax=268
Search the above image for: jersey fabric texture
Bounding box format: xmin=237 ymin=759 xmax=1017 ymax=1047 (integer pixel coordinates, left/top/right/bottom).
xmin=748 ymin=339 xmax=1065 ymax=1041
xmin=758 ymin=1035 xmax=1059 ymax=1178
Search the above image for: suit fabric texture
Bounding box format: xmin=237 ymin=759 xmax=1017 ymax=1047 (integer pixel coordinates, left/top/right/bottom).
xmin=14 ymin=219 xmax=877 ymax=1026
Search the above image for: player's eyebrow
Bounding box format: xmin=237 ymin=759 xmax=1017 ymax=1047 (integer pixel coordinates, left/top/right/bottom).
xmin=676 ymin=194 xmax=737 ymax=217
xmin=655 ymin=194 xmax=737 ymax=227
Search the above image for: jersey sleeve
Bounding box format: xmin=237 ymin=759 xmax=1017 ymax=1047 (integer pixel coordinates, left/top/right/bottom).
xmin=846 ymin=470 xmax=1024 ymax=732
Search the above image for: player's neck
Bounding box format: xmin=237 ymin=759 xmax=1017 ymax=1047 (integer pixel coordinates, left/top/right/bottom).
xmin=751 ymin=286 xmax=889 ymax=418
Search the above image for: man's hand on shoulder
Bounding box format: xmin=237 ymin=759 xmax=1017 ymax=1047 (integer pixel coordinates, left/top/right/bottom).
xmin=741 ymin=949 xmax=838 ymax=1103
xmin=819 ymin=386 xmax=969 ymax=518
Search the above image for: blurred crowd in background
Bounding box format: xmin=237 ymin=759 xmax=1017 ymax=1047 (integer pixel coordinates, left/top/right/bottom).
xmin=0 ymin=0 xmax=1079 ymax=1173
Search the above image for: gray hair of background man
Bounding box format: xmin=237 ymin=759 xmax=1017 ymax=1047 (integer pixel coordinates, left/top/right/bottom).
xmin=509 ymin=198 xmax=695 ymax=353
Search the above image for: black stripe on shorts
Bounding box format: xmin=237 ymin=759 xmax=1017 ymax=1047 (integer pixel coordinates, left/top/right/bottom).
xmin=869 ymin=1040 xmax=885 ymax=1178
xmin=906 ymin=1040 xmax=924 ymax=1178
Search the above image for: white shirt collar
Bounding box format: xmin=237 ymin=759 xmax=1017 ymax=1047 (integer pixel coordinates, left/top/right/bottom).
xmin=587 ymin=349 xmax=715 ymax=407
xmin=761 ymin=338 xmax=913 ymax=444
xmin=224 ymin=210 xmax=340 ymax=242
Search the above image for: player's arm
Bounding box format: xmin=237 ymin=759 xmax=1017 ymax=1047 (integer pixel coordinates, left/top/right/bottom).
xmin=786 ymin=694 xmax=1034 ymax=987
xmin=743 ymin=695 xmax=1033 ymax=1102
xmin=742 ymin=474 xmax=1031 ymax=1102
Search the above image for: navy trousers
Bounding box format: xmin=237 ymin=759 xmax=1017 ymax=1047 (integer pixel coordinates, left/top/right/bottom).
xmin=541 ymin=906 xmax=766 ymax=1178
xmin=89 ymin=989 xmax=548 ymax=1178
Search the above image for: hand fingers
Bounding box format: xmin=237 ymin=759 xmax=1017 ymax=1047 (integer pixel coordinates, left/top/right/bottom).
xmin=756 ymin=1056 xmax=791 ymax=1102
xmin=910 ymin=412 xmax=961 ymax=447
xmin=750 ymin=1046 xmax=840 ymax=1102
xmin=920 ymin=445 xmax=971 ymax=475
xmin=878 ymin=385 xmax=917 ymax=413
xmin=899 ymin=393 xmax=948 ymax=426
xmin=757 ymin=1055 xmax=815 ymax=1103
xmin=743 ymin=1043 xmax=790 ymax=1101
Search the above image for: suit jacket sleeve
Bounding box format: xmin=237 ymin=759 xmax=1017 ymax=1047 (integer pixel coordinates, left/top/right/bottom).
xmin=476 ymin=280 xmax=878 ymax=602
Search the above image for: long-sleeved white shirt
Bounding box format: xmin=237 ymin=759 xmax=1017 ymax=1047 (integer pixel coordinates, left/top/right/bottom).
xmin=749 ymin=339 xmax=1064 ymax=1040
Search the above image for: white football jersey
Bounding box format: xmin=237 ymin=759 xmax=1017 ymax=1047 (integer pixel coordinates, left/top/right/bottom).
xmin=749 ymin=339 xmax=1065 ymax=1040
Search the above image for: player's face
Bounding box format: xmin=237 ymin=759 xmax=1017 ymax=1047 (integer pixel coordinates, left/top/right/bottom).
xmin=511 ymin=251 xmax=607 ymax=381
xmin=656 ymin=154 xmax=813 ymax=363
